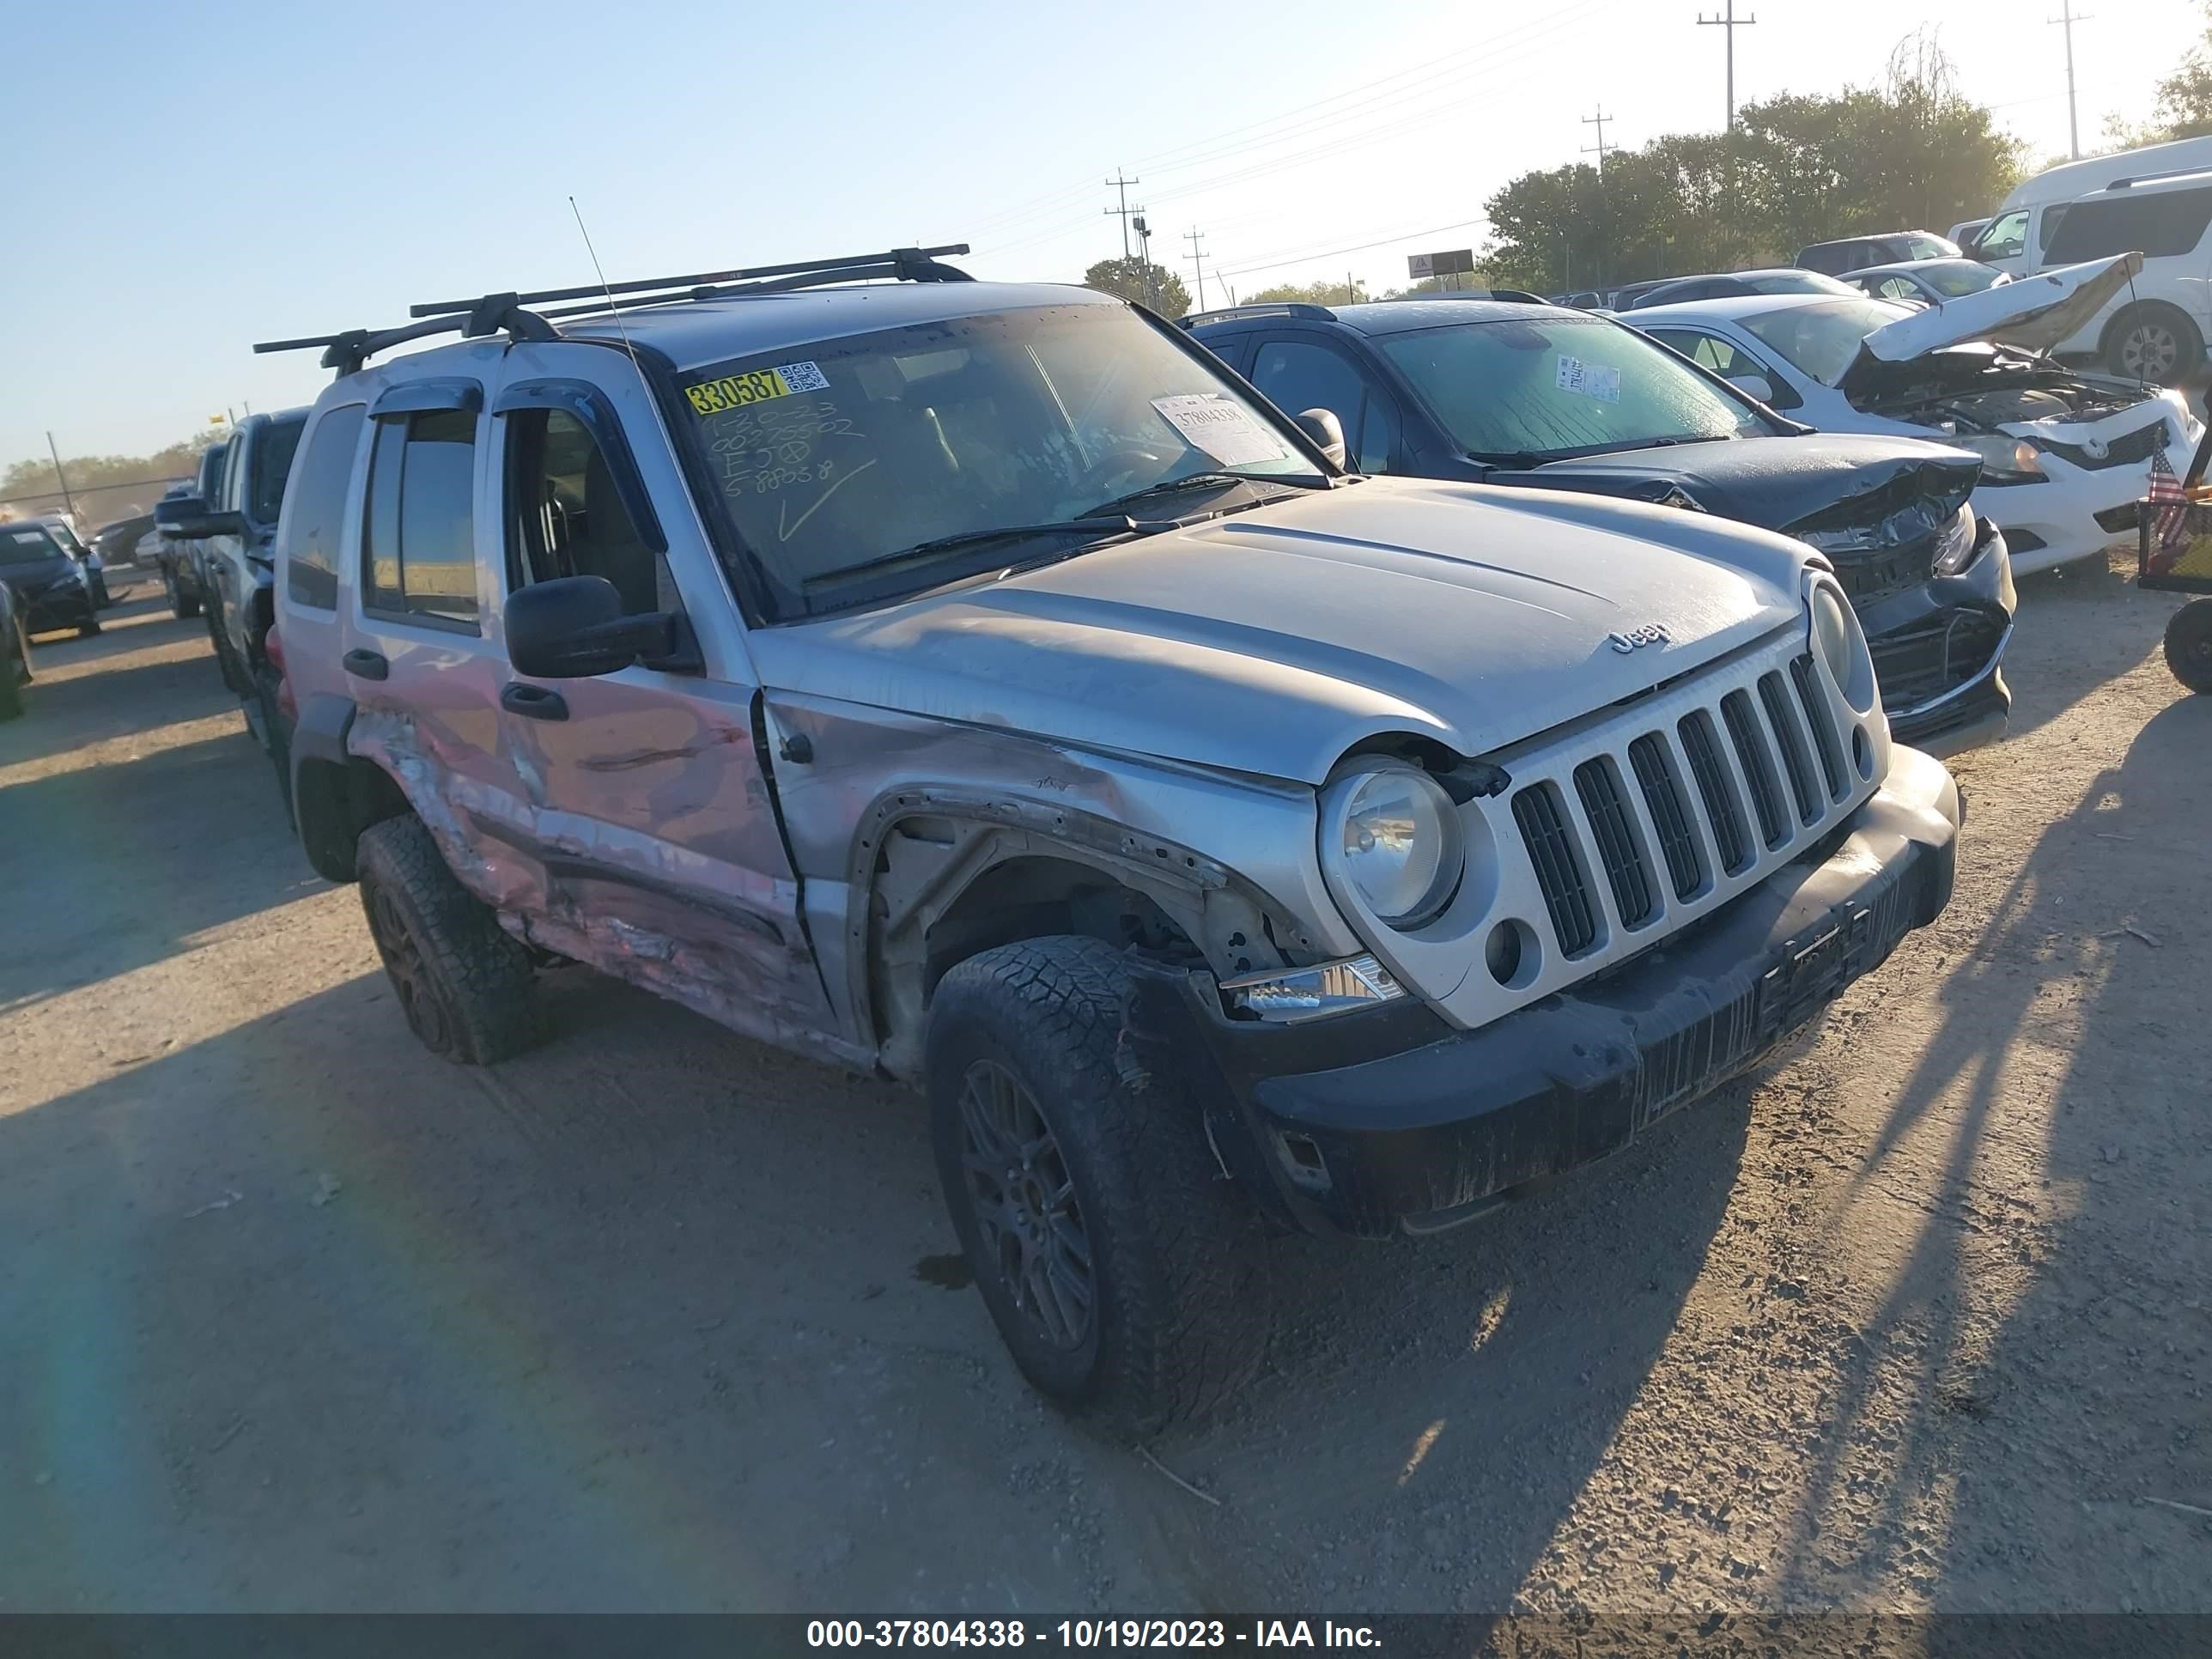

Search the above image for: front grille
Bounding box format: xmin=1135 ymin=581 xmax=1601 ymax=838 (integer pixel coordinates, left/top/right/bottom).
xmin=1790 ymin=656 xmax=1848 ymax=798
xmin=1759 ymin=671 xmax=1820 ymax=825
xmin=1722 ymin=690 xmax=1788 ymax=848
xmin=1679 ymin=710 xmax=1750 ymax=876
xmin=1629 ymin=733 xmax=1704 ymax=900
xmin=1512 ymin=783 xmax=1599 ymax=957
xmin=1573 ymin=757 xmax=1655 ymax=928
xmin=1870 ymin=610 xmax=2007 ymax=714
xmin=1505 ymin=641 xmax=1865 ymax=968
xmin=2040 ymin=421 xmax=2170 ymax=473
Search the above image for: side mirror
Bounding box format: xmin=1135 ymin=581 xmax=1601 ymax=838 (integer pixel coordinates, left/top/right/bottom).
xmin=505 ymin=575 xmax=689 ymax=679
xmin=1723 ymin=372 xmax=1777 ymax=405
xmin=1294 ymin=407 xmax=1348 ymax=470
xmin=156 ymin=497 xmax=246 ymax=539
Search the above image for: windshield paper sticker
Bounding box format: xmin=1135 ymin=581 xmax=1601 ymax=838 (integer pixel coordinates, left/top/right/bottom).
xmin=1555 ymin=356 xmax=1621 ymax=403
xmin=684 ymin=360 xmax=829 ymax=417
xmin=1149 ymin=393 xmax=1291 ymax=466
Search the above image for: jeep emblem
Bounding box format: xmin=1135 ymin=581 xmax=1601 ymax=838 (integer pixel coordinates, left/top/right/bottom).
xmin=1607 ymin=624 xmax=1669 ymax=653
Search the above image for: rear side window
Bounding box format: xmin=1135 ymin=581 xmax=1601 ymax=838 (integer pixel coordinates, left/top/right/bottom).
xmin=2044 ymin=188 xmax=2212 ymax=262
xmin=284 ymin=404 xmax=366 ymax=610
xmin=362 ymin=409 xmax=481 ymax=631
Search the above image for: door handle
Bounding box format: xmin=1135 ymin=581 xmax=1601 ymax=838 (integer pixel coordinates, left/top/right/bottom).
xmin=342 ymin=647 xmax=388 ymax=681
xmin=501 ymin=681 xmax=568 ymax=721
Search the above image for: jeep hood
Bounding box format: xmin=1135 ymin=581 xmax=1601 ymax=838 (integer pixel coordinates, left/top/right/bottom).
xmin=750 ymin=478 xmax=1809 ymax=785
xmin=1491 ymin=433 xmax=1980 ymax=546
xmin=1839 ymin=253 xmax=2142 ymax=399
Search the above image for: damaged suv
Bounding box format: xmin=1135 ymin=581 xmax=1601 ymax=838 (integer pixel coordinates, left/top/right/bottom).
xmin=268 ymin=248 xmax=1963 ymax=1431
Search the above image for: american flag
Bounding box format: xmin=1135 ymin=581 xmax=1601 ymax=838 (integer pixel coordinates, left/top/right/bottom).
xmin=2146 ymin=446 xmax=2191 ymax=573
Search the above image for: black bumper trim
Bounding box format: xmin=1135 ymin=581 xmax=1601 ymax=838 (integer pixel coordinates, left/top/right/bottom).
xmin=1127 ymin=771 xmax=1959 ymax=1240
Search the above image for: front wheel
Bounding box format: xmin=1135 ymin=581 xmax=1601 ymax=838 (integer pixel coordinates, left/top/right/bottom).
xmin=0 ymin=626 xmax=23 ymax=721
xmin=2166 ymin=599 xmax=2212 ymax=693
xmin=356 ymin=816 xmax=542 ymax=1064
xmin=76 ymin=614 xmax=100 ymax=638
xmin=2105 ymin=304 xmax=2203 ymax=384
xmin=167 ymin=565 xmax=202 ymax=619
xmin=926 ymin=936 xmax=1268 ymax=1437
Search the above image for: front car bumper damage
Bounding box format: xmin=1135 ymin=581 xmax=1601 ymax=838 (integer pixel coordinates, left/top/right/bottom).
xmin=1124 ymin=746 xmax=1961 ymax=1240
xmin=1860 ymin=519 xmax=2015 ymax=757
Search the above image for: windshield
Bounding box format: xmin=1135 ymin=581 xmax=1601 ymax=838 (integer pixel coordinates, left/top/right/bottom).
xmin=673 ymin=302 xmax=1322 ymax=617
xmin=0 ymin=526 xmax=63 ymax=565
xmin=1748 ymin=271 xmax=1859 ymax=296
xmin=252 ymin=416 xmax=307 ymax=526
xmin=1739 ymin=298 xmax=1911 ymax=386
xmin=1374 ymin=313 xmax=1771 ymax=460
xmin=1915 ymin=260 xmax=2006 ymax=298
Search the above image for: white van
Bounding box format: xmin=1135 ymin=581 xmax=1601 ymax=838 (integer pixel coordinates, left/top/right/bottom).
xmin=1971 ymin=162 xmax=2212 ymax=383
xmin=1972 ymin=136 xmax=2212 ymax=276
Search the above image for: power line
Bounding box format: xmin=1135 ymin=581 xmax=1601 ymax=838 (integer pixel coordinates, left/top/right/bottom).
xmin=1104 ymin=171 xmax=1142 ymax=260
xmin=1183 ymin=228 xmax=1211 ymax=311
xmin=1697 ymin=0 xmax=1757 ymax=131
xmin=1215 ymin=216 xmax=1488 ymax=280
xmin=2049 ymin=1 xmax=2093 ymax=161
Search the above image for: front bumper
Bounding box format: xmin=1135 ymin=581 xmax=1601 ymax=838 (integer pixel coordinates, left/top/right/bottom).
xmin=1127 ymin=747 xmax=1961 ymax=1239
xmin=1869 ymin=522 xmax=2014 ymax=757
xmin=14 ymin=580 xmax=95 ymax=633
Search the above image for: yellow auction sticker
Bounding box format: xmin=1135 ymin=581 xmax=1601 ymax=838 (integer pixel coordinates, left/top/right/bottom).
xmin=684 ymin=360 xmax=829 ymax=417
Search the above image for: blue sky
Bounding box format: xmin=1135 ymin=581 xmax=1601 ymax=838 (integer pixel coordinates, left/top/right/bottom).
xmin=3 ymin=0 xmax=2197 ymax=471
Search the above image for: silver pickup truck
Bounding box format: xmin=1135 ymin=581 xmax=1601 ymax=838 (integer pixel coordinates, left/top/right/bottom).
xmin=264 ymin=247 xmax=1962 ymax=1432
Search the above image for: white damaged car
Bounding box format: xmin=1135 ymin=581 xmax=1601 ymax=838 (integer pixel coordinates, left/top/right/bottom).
xmin=1635 ymin=254 xmax=2203 ymax=574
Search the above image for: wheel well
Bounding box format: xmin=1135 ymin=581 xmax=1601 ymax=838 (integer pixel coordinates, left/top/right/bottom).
xmin=921 ymin=855 xmax=1202 ymax=1000
xmin=2103 ymin=299 xmax=2201 ymax=350
xmin=295 ymin=753 xmax=411 ymax=883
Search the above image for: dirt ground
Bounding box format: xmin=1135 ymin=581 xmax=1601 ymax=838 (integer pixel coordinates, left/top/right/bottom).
xmin=1 ymin=554 xmax=2206 ymax=1617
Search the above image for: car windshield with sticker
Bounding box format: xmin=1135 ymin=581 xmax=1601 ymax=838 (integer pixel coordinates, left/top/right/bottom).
xmin=669 ymin=303 xmax=1322 ymax=616
xmin=1374 ymin=314 xmax=1771 ymax=462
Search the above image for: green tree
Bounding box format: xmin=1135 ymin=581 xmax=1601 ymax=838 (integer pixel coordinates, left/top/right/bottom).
xmin=1 ymin=429 xmax=222 ymax=528
xmin=1245 ymin=277 xmax=1370 ymax=306
xmin=1477 ymin=30 xmax=2020 ymax=293
xmin=1082 ymin=256 xmax=1192 ymax=319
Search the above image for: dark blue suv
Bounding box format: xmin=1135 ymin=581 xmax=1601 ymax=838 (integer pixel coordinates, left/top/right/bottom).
xmin=1187 ymin=298 xmax=2017 ymax=756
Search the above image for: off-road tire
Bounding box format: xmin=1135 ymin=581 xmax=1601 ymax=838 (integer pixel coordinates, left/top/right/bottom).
xmin=2166 ymin=599 xmax=2212 ymax=694
xmin=356 ymin=816 xmax=541 ymax=1065
xmin=2103 ymin=302 xmax=2203 ymax=385
xmin=927 ymin=935 xmax=1269 ymax=1437
xmin=167 ymin=564 xmax=202 ymax=619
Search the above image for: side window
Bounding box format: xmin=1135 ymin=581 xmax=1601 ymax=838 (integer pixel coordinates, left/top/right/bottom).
xmin=362 ymin=409 xmax=482 ymax=631
xmin=198 ymin=443 xmax=227 ymax=501
xmin=1979 ymin=210 xmax=2029 ymax=260
xmin=1875 ymin=276 xmax=1921 ymax=301
xmin=284 ymin=404 xmax=366 ymax=610
xmin=2045 ymin=188 xmax=2212 ymax=262
xmin=221 ymin=434 xmax=247 ymax=512
xmin=504 ymin=407 xmax=676 ymax=618
xmin=1249 ymin=339 xmax=1394 ymax=471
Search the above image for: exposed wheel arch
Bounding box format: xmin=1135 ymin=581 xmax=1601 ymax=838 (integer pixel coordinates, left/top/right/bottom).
xmin=2100 ymin=301 xmax=2203 ymax=384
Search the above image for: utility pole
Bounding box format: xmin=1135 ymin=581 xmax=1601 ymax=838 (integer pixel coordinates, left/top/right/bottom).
xmin=1697 ymin=0 xmax=1757 ymax=131
xmin=1183 ymin=228 xmax=1209 ymax=312
xmin=1104 ymin=170 xmax=1142 ymax=261
xmin=1582 ymin=106 xmax=1614 ymax=173
xmin=2049 ymin=2 xmax=2091 ymax=161
xmin=43 ymin=432 xmax=76 ymax=520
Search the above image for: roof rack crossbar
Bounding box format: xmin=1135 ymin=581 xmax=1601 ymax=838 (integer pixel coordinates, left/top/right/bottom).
xmin=531 ymin=256 xmax=972 ymax=324
xmin=1177 ymin=301 xmax=1336 ymax=329
xmin=409 ymin=244 xmax=971 ymax=317
xmin=252 ymin=301 xmax=555 ymax=378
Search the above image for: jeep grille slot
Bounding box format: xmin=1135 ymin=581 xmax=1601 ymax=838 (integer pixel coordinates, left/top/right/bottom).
xmin=1628 ymin=733 xmax=1704 ymax=900
xmin=1572 ymin=757 xmax=1655 ymax=928
xmin=1512 ymin=782 xmax=1600 ymax=957
xmin=1759 ymin=671 xmax=1820 ymax=825
xmin=1790 ymin=654 xmax=1848 ymax=800
xmin=1678 ymin=710 xmax=1751 ymax=876
xmin=1721 ymin=690 xmax=1788 ymax=849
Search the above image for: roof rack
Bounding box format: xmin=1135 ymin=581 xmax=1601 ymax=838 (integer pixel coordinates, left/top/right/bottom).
xmin=253 ymin=294 xmax=560 ymax=376
xmin=408 ymin=244 xmax=972 ymax=318
xmin=1176 ymin=301 xmax=1336 ymax=331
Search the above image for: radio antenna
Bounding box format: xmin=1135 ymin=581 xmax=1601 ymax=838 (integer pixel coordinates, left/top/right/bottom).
xmin=568 ymin=195 xmax=643 ymax=373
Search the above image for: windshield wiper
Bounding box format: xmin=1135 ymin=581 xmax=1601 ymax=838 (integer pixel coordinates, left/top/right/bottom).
xmin=1078 ymin=470 xmax=1311 ymax=520
xmin=801 ymin=516 xmax=1139 ymax=593
xmin=1467 ymin=449 xmax=1553 ymax=468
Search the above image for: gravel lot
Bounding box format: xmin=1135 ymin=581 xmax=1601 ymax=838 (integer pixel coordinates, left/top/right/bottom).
xmin=2 ymin=556 xmax=2207 ymax=1616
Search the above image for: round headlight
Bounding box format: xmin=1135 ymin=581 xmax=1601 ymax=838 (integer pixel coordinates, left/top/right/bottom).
xmin=1810 ymin=583 xmax=1875 ymax=713
xmin=1334 ymin=768 xmax=1463 ymax=929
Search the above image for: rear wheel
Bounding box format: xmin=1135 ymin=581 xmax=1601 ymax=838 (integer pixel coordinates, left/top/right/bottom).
xmin=76 ymin=612 xmax=100 ymax=638
xmin=0 ymin=622 xmax=23 ymax=721
xmin=167 ymin=564 xmax=202 ymax=619
xmin=927 ymin=936 xmax=1269 ymax=1437
xmin=2104 ymin=303 xmax=2203 ymax=384
xmin=2166 ymin=599 xmax=2212 ymax=693
xmin=356 ymin=816 xmax=542 ymax=1064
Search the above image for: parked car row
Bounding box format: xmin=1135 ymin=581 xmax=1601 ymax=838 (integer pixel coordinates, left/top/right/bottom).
xmin=199 ymin=244 xmax=1976 ymax=1436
